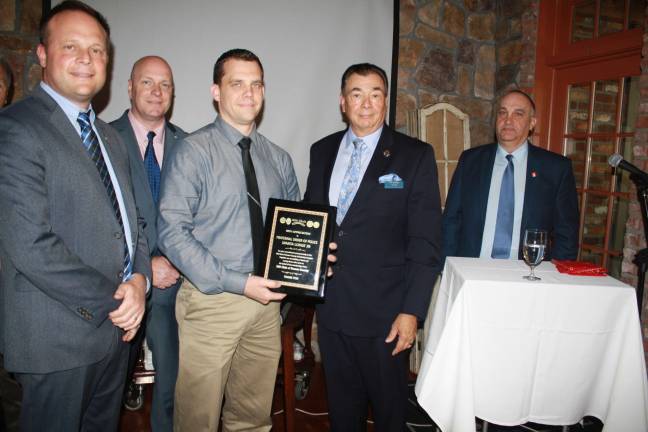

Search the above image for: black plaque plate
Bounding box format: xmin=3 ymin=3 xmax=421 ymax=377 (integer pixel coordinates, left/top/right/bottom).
xmin=259 ymin=198 xmax=336 ymax=298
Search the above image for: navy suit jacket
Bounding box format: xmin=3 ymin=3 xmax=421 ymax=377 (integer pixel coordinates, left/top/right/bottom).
xmin=443 ymin=142 xmax=579 ymax=261
xmin=110 ymin=111 xmax=186 ymax=304
xmin=304 ymin=126 xmax=443 ymax=337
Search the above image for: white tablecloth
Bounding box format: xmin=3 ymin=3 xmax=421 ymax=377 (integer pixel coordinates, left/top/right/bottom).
xmin=415 ymin=257 xmax=648 ymax=432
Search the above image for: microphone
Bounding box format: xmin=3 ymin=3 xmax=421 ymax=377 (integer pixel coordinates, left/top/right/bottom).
xmin=608 ymin=153 xmax=648 ymax=183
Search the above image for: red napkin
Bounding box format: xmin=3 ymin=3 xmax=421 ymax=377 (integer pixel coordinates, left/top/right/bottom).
xmin=552 ymin=260 xmax=607 ymax=276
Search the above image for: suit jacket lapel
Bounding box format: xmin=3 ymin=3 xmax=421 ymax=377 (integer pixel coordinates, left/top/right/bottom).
xmin=164 ymin=121 xmax=180 ymax=156
xmin=476 ymin=144 xmax=497 ymax=237
xmin=340 ymin=126 xmax=393 ymax=225
xmin=38 ymin=89 xmax=112 ymax=203
xmin=95 ymin=121 xmax=137 ymax=224
xmin=520 ymin=144 xmax=538 ymax=242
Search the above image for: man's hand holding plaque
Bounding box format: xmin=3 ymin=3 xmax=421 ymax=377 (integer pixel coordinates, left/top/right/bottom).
xmin=259 ymin=198 xmax=336 ymax=298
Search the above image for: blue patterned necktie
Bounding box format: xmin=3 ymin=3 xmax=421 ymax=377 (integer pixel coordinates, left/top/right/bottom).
xmin=492 ymin=154 xmax=515 ymax=259
xmin=337 ymin=138 xmax=366 ymax=225
xmin=77 ymin=110 xmax=132 ymax=275
xmin=144 ymin=131 xmax=161 ymax=203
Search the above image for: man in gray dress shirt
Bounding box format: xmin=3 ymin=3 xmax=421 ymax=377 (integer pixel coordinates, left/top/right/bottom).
xmin=157 ymin=48 xmax=298 ymax=431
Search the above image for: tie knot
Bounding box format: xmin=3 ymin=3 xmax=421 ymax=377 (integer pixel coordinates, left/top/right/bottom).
xmin=506 ymin=154 xmax=513 ymax=162
xmin=77 ymin=110 xmax=91 ymax=126
xmin=238 ymin=137 xmax=252 ymax=152
xmin=147 ymin=131 xmax=156 ymax=142
xmin=352 ymin=138 xmax=364 ymax=149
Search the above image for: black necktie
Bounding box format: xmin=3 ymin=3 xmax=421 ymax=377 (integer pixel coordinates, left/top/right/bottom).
xmin=238 ymin=137 xmax=264 ymax=274
xmin=77 ymin=110 xmax=131 ymax=275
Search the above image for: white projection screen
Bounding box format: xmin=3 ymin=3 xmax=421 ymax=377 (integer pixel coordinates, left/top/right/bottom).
xmin=54 ymin=0 xmax=395 ymax=189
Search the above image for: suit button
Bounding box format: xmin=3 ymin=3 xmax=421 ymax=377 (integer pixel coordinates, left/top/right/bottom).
xmin=118 ymin=271 xmax=124 ymax=279
xmin=338 ymin=230 xmax=344 ymax=237
xmin=114 ymin=232 xmax=123 ymax=239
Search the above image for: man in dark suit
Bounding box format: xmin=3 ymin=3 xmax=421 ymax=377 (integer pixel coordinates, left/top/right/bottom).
xmin=304 ymin=63 xmax=443 ymax=431
xmin=0 ymin=2 xmax=150 ymax=431
xmin=111 ymin=55 xmax=186 ymax=432
xmin=443 ymin=90 xmax=579 ymax=261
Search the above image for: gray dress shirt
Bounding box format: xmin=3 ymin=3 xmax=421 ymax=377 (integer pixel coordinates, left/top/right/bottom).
xmin=157 ymin=116 xmax=300 ymax=295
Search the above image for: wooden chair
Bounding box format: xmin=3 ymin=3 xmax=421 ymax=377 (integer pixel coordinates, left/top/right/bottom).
xmin=278 ymin=302 xmax=316 ymax=432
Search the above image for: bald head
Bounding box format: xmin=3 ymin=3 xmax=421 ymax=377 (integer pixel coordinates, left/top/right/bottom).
xmin=128 ymin=56 xmax=174 ymax=128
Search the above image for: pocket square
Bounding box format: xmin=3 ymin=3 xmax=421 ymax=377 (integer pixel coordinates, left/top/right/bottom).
xmin=378 ymin=173 xmax=402 ymax=183
xmin=379 ymin=173 xmax=404 ymax=189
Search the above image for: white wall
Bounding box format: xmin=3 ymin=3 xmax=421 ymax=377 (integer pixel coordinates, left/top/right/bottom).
xmin=60 ymin=0 xmax=394 ymax=190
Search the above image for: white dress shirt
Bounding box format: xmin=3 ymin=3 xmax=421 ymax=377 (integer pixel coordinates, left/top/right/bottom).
xmin=328 ymin=126 xmax=382 ymax=206
xmin=479 ymin=141 xmax=528 ymax=259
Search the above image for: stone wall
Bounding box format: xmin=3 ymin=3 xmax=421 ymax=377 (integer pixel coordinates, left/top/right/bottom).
xmin=0 ymin=0 xmax=42 ymax=103
xmin=397 ymin=0 xmax=539 ymax=148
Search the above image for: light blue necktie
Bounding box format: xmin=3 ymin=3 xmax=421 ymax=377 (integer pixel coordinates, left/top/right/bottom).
xmin=491 ymin=154 xmax=515 ymax=259
xmin=336 ymin=138 xmax=366 ymax=225
xmin=144 ymin=131 xmax=161 ymax=203
xmin=77 ymin=111 xmax=132 ymax=276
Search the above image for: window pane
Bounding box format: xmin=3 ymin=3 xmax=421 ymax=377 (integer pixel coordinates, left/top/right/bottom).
xmin=621 ymin=76 xmax=640 ymax=132
xmin=608 ymin=254 xmax=621 ymax=278
xmin=582 ymin=193 xmax=609 ymax=248
xmin=614 ymin=138 xmax=634 ymax=193
xmin=589 ymin=140 xmax=614 ymax=191
xmin=567 ymin=83 xmax=591 ymax=133
xmin=438 ymin=162 xmax=447 ymax=207
xmin=565 ymin=138 xmax=587 ymax=189
xmin=425 ymin=110 xmax=445 ymax=159
xmin=572 ymin=0 xmax=596 ymax=42
xmin=592 ymin=80 xmax=619 ymax=133
xmin=580 ymin=248 xmax=603 ymax=265
xmin=599 ymin=0 xmax=626 ymax=36
xmin=608 ymin=196 xmax=628 ymax=253
xmin=629 ymin=0 xmax=645 ymax=29
xmin=446 ymin=112 xmax=465 ymax=161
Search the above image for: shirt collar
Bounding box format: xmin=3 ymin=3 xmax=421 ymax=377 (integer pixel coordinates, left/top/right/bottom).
xmin=214 ymin=115 xmax=258 ymax=148
xmin=40 ymin=81 xmax=96 ymax=127
xmin=497 ymin=140 xmax=529 ymax=160
xmin=127 ymin=109 xmax=166 ymax=144
xmin=345 ymin=125 xmax=383 ymax=151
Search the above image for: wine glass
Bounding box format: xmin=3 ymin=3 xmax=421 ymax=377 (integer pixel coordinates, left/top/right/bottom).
xmin=522 ymin=229 xmax=547 ymax=281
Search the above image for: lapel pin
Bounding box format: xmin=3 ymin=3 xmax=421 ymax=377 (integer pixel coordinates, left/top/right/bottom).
xmin=383 ymin=149 xmax=391 ymax=158
xmin=531 ymin=170 xmax=537 ymax=178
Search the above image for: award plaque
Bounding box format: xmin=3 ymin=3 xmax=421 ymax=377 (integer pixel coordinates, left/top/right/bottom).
xmin=259 ymin=198 xmax=336 ymax=298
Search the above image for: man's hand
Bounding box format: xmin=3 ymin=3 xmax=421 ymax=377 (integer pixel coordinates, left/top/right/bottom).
xmin=243 ymin=275 xmax=285 ymax=305
xmin=326 ymin=242 xmax=337 ymax=277
xmin=385 ymin=313 xmax=418 ymax=356
xmin=152 ymin=256 xmax=180 ymax=289
xmin=122 ymin=325 xmax=140 ymax=342
xmin=109 ymin=273 xmax=147 ymax=341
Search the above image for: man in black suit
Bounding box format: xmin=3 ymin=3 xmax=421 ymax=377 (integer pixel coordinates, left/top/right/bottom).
xmin=443 ymin=90 xmax=579 ymax=261
xmin=304 ymin=63 xmax=442 ymax=431
xmin=0 ymin=2 xmax=150 ymax=431
xmin=111 ymin=55 xmax=186 ymax=432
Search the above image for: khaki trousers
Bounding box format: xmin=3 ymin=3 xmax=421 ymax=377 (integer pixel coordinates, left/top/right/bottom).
xmin=173 ymin=280 xmax=281 ymax=432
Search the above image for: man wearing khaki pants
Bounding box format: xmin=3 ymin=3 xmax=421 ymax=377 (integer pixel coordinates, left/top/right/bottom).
xmin=157 ymin=49 xmax=298 ymax=431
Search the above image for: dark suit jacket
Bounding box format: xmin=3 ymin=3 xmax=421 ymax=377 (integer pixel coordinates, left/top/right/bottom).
xmin=443 ymin=142 xmax=579 ymax=260
xmin=304 ymin=126 xmax=443 ymax=338
xmin=110 ymin=111 xmax=186 ymax=305
xmin=0 ymin=87 xmax=151 ymax=374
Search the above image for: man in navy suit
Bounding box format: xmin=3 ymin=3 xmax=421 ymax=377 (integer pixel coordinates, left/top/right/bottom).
xmin=304 ymin=63 xmax=442 ymax=431
xmin=111 ymin=55 xmax=186 ymax=432
xmin=443 ymin=90 xmax=579 ymax=261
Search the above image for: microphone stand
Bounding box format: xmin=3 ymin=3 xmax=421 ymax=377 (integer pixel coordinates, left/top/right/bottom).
xmin=630 ymin=173 xmax=648 ymax=315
